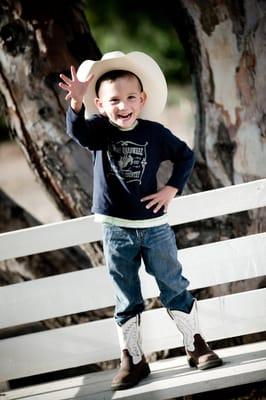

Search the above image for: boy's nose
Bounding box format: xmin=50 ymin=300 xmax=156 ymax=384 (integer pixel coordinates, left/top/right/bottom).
xmin=118 ymin=101 xmax=127 ymax=110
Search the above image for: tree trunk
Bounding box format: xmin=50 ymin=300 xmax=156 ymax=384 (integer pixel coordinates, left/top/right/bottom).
xmin=168 ymin=3 xmax=266 ymax=356
xmin=167 ymin=3 xmax=266 ymax=380
xmin=0 ymin=0 xmax=102 ymax=266
xmin=170 ymin=0 xmax=266 ymax=245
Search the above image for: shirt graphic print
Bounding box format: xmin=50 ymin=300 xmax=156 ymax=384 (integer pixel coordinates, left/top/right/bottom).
xmin=107 ymin=141 xmax=148 ymax=184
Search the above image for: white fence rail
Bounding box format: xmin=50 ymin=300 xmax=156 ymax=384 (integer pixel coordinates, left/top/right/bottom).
xmin=0 ymin=232 xmax=265 ymax=329
xmin=0 ymin=179 xmax=265 ymax=261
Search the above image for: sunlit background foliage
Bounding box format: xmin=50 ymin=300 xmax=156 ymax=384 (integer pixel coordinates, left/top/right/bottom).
xmin=84 ymin=0 xmax=190 ymax=84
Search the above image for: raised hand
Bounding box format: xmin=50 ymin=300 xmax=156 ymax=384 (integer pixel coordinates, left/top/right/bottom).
xmin=141 ymin=185 xmax=178 ymax=213
xmin=58 ymin=66 xmax=93 ymax=111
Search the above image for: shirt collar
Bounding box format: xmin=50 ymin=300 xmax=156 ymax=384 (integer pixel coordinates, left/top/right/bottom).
xmin=109 ymin=119 xmax=138 ymax=131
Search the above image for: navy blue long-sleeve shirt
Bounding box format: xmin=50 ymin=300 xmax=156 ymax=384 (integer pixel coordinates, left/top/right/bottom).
xmin=66 ymin=106 xmax=195 ymax=220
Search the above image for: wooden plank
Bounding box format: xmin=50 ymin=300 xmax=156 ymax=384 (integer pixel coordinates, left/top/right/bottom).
xmin=0 ymin=290 xmax=265 ymax=381
xmin=3 ymin=342 xmax=266 ymax=400
xmin=0 ymin=179 xmax=265 ymax=261
xmin=168 ymin=178 xmax=266 ymax=226
xmin=1 ymin=232 xmax=265 ymax=329
xmin=0 ymin=214 xmax=102 ymax=262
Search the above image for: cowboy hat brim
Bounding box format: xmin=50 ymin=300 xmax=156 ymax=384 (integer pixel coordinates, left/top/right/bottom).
xmin=77 ymin=51 xmax=168 ymax=120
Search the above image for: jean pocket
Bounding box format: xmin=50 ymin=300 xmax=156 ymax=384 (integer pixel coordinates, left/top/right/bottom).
xmin=103 ymin=223 xmax=127 ymax=242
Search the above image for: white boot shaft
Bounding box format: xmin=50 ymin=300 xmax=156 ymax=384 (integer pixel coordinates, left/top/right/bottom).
xmin=117 ymin=315 xmax=143 ymax=364
xmin=168 ymin=300 xmax=201 ymax=352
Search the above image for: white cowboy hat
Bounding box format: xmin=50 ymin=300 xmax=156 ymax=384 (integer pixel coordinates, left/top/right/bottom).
xmin=77 ymin=51 xmax=168 ymax=120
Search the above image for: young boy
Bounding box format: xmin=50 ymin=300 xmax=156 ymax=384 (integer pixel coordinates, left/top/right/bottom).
xmin=59 ymin=51 xmax=222 ymax=391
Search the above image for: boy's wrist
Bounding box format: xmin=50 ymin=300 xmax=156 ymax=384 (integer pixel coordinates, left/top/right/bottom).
xmin=71 ymin=98 xmax=83 ymax=113
xmin=165 ymin=185 xmax=179 ymax=195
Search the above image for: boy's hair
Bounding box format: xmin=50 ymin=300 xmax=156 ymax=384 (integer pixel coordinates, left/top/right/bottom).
xmin=95 ymin=70 xmax=143 ymax=97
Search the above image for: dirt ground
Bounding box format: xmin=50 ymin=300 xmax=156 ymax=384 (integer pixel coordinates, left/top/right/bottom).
xmin=0 ymin=100 xmax=195 ymax=224
xmin=0 ymin=142 xmax=63 ymax=223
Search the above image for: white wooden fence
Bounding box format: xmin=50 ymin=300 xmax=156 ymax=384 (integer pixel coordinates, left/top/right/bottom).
xmin=0 ymin=179 xmax=266 ymax=399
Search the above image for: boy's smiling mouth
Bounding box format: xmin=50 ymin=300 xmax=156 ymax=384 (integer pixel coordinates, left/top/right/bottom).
xmin=117 ymin=113 xmax=133 ymax=120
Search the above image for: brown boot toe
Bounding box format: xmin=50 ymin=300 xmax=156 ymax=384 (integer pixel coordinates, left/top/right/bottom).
xmin=187 ymin=334 xmax=223 ymax=370
xmin=111 ymin=350 xmax=151 ymax=391
xmin=188 ymin=351 xmax=223 ymax=370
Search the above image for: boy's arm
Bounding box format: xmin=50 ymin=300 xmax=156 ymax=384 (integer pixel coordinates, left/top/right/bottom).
xmin=70 ymin=98 xmax=83 ymax=113
xmin=66 ymin=105 xmax=108 ymax=150
xmin=66 ymin=104 xmax=90 ymax=147
xmin=163 ymin=131 xmax=195 ymax=194
xmin=141 ymin=128 xmax=195 ymax=214
xmin=59 ymin=66 xmax=107 ymax=150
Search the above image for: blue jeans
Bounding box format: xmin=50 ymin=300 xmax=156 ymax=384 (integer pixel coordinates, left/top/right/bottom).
xmin=102 ymin=223 xmax=194 ymax=326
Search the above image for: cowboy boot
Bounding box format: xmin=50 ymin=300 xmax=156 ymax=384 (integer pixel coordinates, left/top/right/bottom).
xmin=168 ymin=300 xmax=223 ymax=370
xmin=111 ymin=314 xmax=150 ymax=390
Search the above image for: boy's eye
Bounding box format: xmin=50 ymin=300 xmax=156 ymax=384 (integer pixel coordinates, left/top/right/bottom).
xmin=110 ymin=99 xmax=119 ymax=104
xmin=128 ymin=95 xmax=136 ymax=100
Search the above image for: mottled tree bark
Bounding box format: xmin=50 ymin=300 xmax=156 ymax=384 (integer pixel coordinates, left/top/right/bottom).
xmin=167 ymin=3 xmax=266 ymax=375
xmin=171 ymin=0 xmax=266 ymax=245
xmin=0 ymin=0 xmax=103 ymax=266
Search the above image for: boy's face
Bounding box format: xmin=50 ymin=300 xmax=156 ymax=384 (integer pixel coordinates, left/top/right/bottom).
xmin=94 ymin=75 xmax=146 ymax=129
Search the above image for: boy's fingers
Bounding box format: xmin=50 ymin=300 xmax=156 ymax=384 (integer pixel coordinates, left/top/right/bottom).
xmin=153 ymin=201 xmax=164 ymax=213
xmin=141 ymin=193 xmax=157 ymax=202
xmin=86 ymin=73 xmax=94 ymax=83
xmin=145 ymin=199 xmax=160 ymax=209
xmin=58 ymin=82 xmax=69 ymax=91
xmin=70 ymin=65 xmax=77 ymax=80
xmin=59 ymin=74 xmax=72 ymax=84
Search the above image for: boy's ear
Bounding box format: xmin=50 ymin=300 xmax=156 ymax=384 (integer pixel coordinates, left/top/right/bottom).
xmin=94 ymin=97 xmax=106 ymax=115
xmin=140 ymin=91 xmax=147 ymax=106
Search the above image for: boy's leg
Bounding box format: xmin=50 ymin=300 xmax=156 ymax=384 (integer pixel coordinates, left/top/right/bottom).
xmin=141 ymin=223 xmax=194 ymax=312
xmin=142 ymin=223 xmax=222 ymax=370
xmin=102 ymin=223 xmax=145 ymax=325
xmin=102 ymin=224 xmax=150 ymax=389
